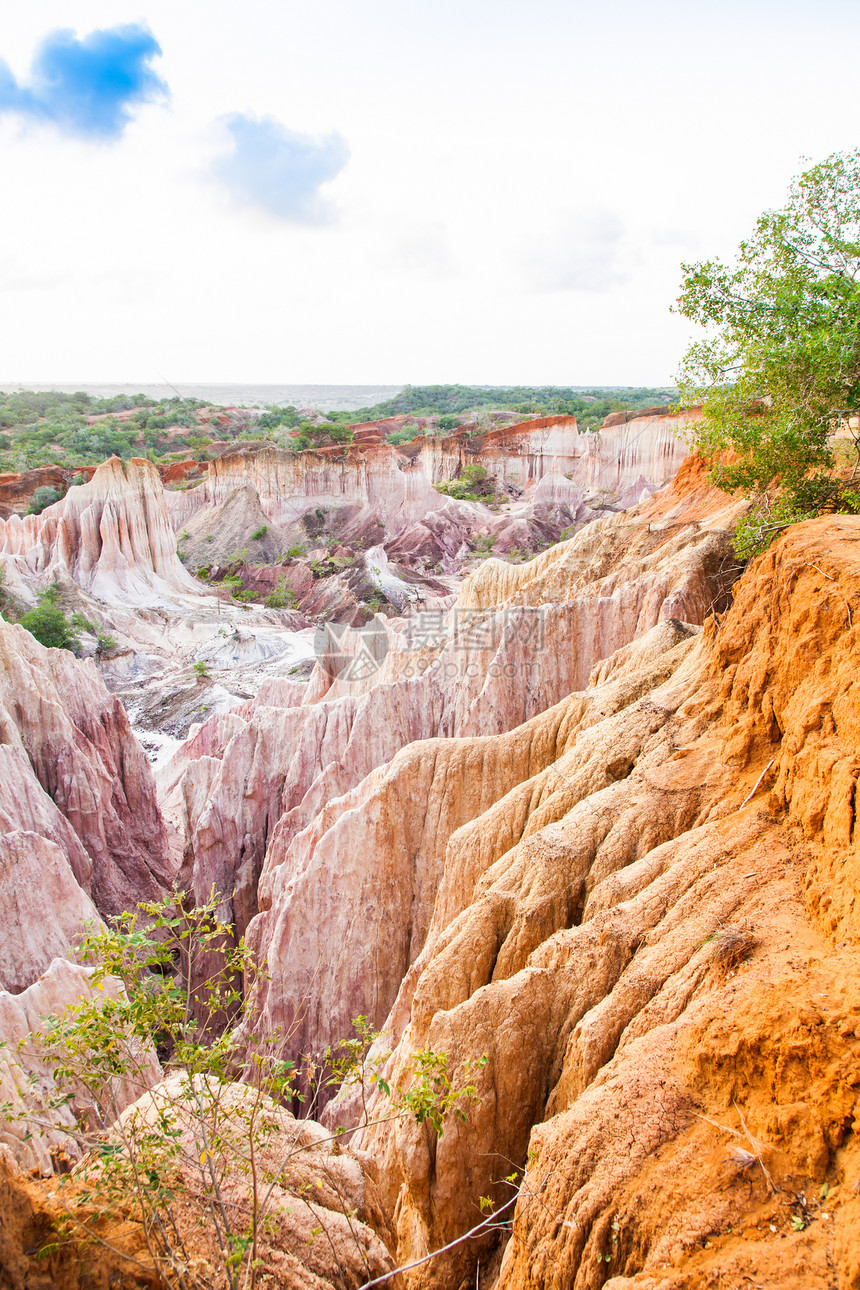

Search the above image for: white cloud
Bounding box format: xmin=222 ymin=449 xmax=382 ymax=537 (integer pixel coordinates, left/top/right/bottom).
xmin=523 ymin=209 xmax=634 ymax=293
xmin=382 ymin=221 xmax=461 ymax=280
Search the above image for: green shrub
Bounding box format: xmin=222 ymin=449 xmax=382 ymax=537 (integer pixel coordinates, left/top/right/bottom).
xmin=19 ymin=586 xmax=80 ymax=651
xmin=265 ymin=575 xmax=298 ymax=609
xmin=677 ymin=149 xmax=860 ymax=553
xmin=27 ymin=485 xmax=63 ymax=515
xmin=434 ymin=464 xmax=498 ymax=503
xmin=6 ymin=890 xmax=481 ymax=1290
xmin=250 ymin=525 xmax=268 ymax=541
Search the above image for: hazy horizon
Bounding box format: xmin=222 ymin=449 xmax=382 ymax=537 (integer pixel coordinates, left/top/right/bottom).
xmin=0 ymin=381 xmax=677 ymax=412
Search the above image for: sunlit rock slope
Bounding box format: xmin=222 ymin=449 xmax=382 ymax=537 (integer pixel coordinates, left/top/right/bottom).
xmin=330 ymin=512 xmax=860 ymax=1289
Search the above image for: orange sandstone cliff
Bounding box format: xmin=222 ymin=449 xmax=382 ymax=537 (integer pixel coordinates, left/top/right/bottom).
xmin=324 ymin=512 xmax=860 ymax=1289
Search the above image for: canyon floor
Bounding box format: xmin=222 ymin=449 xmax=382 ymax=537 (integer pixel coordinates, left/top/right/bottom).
xmin=1 ymin=414 xmax=858 ymax=1289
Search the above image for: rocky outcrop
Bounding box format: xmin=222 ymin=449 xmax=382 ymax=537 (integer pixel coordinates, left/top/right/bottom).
xmin=0 ymin=1157 xmax=160 ymax=1289
xmin=0 ymin=465 xmax=95 ymax=521
xmin=0 ymin=457 xmax=200 ymax=604
xmin=163 ymin=412 xmax=695 ymax=556
xmin=0 ymin=617 xmax=174 ymax=924
xmin=417 ymin=408 xmax=696 ymax=497
xmin=0 ymin=832 xmax=100 ymax=993
xmin=317 ymin=513 xmax=860 ymax=1288
xmin=0 ymin=958 xmax=161 ymax=1172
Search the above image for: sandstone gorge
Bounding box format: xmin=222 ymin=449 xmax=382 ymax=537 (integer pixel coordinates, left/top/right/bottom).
xmin=3 ymin=420 xmax=860 ymax=1288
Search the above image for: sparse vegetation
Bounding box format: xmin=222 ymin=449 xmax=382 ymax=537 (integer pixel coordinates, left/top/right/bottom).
xmin=708 ymin=923 xmax=759 ymax=979
xmin=4 ymin=891 xmax=481 ymax=1290
xmin=434 ymin=463 xmax=499 ymax=503
xmin=265 ymin=576 xmax=298 ymax=610
xmin=96 ymin=630 xmax=118 ymax=653
xmin=470 ymin=534 xmax=497 ymax=556
xmin=250 ymin=525 xmax=268 ymax=541
xmin=192 ymin=659 xmax=211 ymax=682
xmin=27 ymin=485 xmax=63 ymax=514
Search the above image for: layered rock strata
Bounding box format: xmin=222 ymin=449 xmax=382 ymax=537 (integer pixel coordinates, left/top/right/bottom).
xmin=0 ymin=618 xmax=174 ymax=979
xmin=0 ymin=457 xmax=199 ymax=604
xmin=328 ymin=514 xmax=860 ymax=1289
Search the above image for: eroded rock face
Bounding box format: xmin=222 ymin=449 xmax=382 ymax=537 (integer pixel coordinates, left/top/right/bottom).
xmin=417 ymin=409 xmax=696 ymax=498
xmin=0 ymin=457 xmax=199 ymax=604
xmin=0 ymin=617 xmax=174 ymax=920
xmin=324 ymin=514 xmax=860 ymax=1289
xmin=160 ymin=459 xmax=744 ymax=1077
xmin=109 ymin=1077 xmax=397 ymax=1290
xmin=163 ymin=411 xmax=696 ymax=567
xmin=0 ymin=958 xmax=161 ymax=1172
xmin=0 ymin=832 xmax=100 ymax=993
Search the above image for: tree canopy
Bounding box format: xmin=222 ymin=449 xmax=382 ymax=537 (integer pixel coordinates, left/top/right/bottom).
xmin=677 ymin=149 xmax=860 ymax=554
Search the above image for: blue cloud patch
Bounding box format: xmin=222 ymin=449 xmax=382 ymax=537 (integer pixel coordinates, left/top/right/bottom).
xmin=212 ymin=114 xmax=350 ymax=224
xmin=0 ymin=24 xmax=167 ymax=140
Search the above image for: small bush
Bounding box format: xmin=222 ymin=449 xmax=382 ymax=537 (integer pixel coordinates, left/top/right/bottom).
xmin=265 ymin=576 xmax=298 ymax=610
xmin=192 ymin=659 xmax=210 ymax=682
xmin=250 ymin=525 xmax=268 ymax=541
xmin=434 ymin=464 xmax=498 ymax=503
xmin=6 ymin=891 xmax=481 ymax=1290
xmin=28 ymin=485 xmax=63 ymax=515
xmin=19 ymin=586 xmax=80 ymax=651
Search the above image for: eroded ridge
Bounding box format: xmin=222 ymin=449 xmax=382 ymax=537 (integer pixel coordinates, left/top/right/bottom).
xmin=331 ymin=515 xmax=860 ymax=1288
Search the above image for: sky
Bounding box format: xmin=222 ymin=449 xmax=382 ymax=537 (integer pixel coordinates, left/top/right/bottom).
xmin=0 ymin=0 xmax=858 ymax=387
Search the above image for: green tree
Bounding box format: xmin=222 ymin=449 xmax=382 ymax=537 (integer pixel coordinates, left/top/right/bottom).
xmin=676 ymin=149 xmax=860 ymax=555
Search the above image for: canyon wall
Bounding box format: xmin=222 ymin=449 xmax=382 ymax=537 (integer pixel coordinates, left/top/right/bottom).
xmin=163 ymin=409 xmax=697 ymax=538
xmin=159 ymin=458 xmax=745 ymax=1077
xmin=0 ymin=618 xmax=174 ymax=989
xmin=320 ymin=513 xmax=860 ymax=1289
xmin=0 ymin=457 xmax=200 ymax=604
xmin=417 ymin=408 xmax=696 ymax=496
xmin=5 ymin=437 xmax=860 ymax=1287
